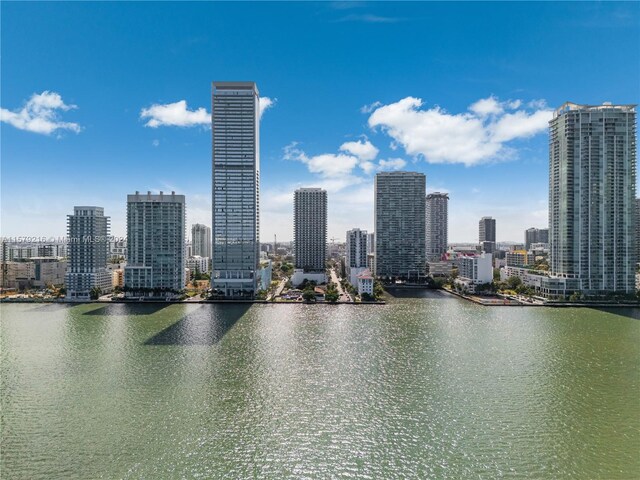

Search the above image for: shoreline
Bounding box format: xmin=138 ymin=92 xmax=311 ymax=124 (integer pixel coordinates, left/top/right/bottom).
xmin=0 ymin=298 xmax=386 ymax=306
xmin=441 ymin=287 xmax=640 ymax=308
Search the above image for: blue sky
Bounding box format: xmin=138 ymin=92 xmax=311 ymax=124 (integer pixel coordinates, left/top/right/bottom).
xmin=2 ymin=1 xmax=639 ymax=243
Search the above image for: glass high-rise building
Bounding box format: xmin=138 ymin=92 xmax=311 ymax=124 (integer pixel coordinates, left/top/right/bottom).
xmin=374 ymin=172 xmax=426 ymax=279
xmin=191 ymin=224 xmax=211 ymax=259
xmin=65 ymin=206 xmax=112 ymax=300
xmin=124 ymin=192 xmax=186 ymax=299
xmin=549 ymin=102 xmax=636 ymax=293
xmin=478 ymin=216 xmax=496 ymax=254
xmin=211 ymin=82 xmax=260 ymax=298
xmin=426 ymin=192 xmax=449 ymax=262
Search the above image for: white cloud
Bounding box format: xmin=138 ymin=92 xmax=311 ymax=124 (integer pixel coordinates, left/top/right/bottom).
xmin=340 ymin=139 xmax=379 ymax=161
xmin=361 ymin=101 xmax=382 ymax=113
xmin=377 ymin=158 xmax=407 ymax=171
xmin=0 ymin=91 xmax=81 ymax=135
xmin=259 ymin=96 xmax=275 ymax=119
xmin=141 ymin=95 xmax=275 ymax=127
xmin=367 ymin=95 xmax=553 ymax=166
xmin=152 ymin=139 xmax=160 ymax=147
xmin=140 ymin=100 xmax=209 ymax=128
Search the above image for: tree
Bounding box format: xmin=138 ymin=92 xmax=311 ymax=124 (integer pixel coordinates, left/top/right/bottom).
xmin=373 ymin=281 xmax=385 ymax=300
xmin=89 ymin=287 xmax=102 ymax=300
xmin=302 ymin=287 xmax=316 ymax=302
xmin=325 ymin=291 xmax=339 ymax=303
xmin=506 ymin=276 xmax=522 ymax=290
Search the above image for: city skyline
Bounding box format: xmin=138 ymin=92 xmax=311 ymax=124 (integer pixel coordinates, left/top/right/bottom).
xmin=1 ymin=2 xmax=639 ymax=242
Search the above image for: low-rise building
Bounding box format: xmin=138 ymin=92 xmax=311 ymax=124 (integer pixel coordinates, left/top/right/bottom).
xmin=506 ymin=250 xmax=535 ymax=267
xmin=357 ymin=269 xmax=374 ymax=297
xmin=427 ymin=261 xmax=453 ymax=278
xmin=186 ymin=256 xmax=209 ymax=278
xmin=455 ymin=253 xmax=492 ymax=293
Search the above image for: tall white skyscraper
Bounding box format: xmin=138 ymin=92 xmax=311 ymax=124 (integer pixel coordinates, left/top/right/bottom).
xmin=426 ymin=192 xmax=449 ymax=262
xmin=375 ymin=172 xmax=426 ymax=279
xmin=211 ymin=81 xmax=260 ymax=298
xmin=549 ymin=102 xmax=636 ymax=294
xmin=191 ymin=224 xmax=211 ymax=259
xmin=65 ymin=206 xmax=112 ymax=300
xmin=346 ymin=228 xmax=368 ymax=286
xmin=293 ymin=188 xmax=327 ymax=285
xmin=124 ymin=191 xmax=185 ymax=299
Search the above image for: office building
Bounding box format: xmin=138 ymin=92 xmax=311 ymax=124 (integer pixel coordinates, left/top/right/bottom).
xmin=346 ymin=228 xmax=368 ymax=286
xmin=124 ymin=191 xmax=185 ymax=299
xmin=375 ymin=172 xmax=426 ymax=279
xmin=549 ymin=102 xmax=636 ymax=294
xmin=65 ymin=206 xmax=112 ymax=300
xmin=426 ymin=192 xmax=449 ymax=262
xmin=211 ymin=81 xmax=260 ymax=298
xmin=525 ymin=227 xmax=549 ymax=250
xmin=191 ymin=224 xmax=212 ymax=260
xmin=479 ymin=216 xmax=496 ymax=254
xmin=455 ymin=253 xmax=493 ymax=293
xmin=292 ymin=188 xmax=327 ymax=285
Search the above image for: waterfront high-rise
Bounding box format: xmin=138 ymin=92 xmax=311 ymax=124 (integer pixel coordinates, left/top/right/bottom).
xmin=525 ymin=227 xmax=549 ymax=250
xmin=65 ymin=206 xmax=112 ymax=300
xmin=636 ymin=198 xmax=640 ymax=267
xmin=191 ymin=224 xmax=211 ymax=259
xmin=293 ymin=188 xmax=327 ymax=284
xmin=374 ymin=172 xmax=426 ymax=279
xmin=346 ymin=228 xmax=368 ymax=286
xmin=211 ymin=81 xmax=260 ymax=298
xmin=479 ymin=216 xmax=496 ymax=254
xmin=124 ymin=191 xmax=185 ymax=299
xmin=426 ymin=192 xmax=449 ymax=262
xmin=549 ymin=102 xmax=636 ymax=293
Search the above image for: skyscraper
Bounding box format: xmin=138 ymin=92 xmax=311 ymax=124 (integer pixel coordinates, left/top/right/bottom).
xmin=479 ymin=216 xmax=496 ymax=253
xmin=293 ymin=188 xmax=327 ymax=285
xmin=426 ymin=192 xmax=449 ymax=261
xmin=525 ymin=227 xmax=549 ymax=250
xmin=211 ymin=81 xmax=260 ymax=298
xmin=636 ymin=198 xmax=640 ymax=267
xmin=191 ymin=224 xmax=212 ymax=259
xmin=375 ymin=172 xmax=426 ymax=279
xmin=65 ymin=206 xmax=112 ymax=300
xmin=549 ymin=102 xmax=636 ymax=294
xmin=346 ymin=228 xmax=368 ymax=286
xmin=124 ymin=191 xmax=185 ymax=299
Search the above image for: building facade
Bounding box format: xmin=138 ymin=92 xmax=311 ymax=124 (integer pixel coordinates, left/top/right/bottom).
xmin=124 ymin=192 xmax=185 ymax=299
xmin=479 ymin=216 xmax=496 ymax=254
xmin=346 ymin=228 xmax=368 ymax=286
xmin=426 ymin=192 xmax=449 ymax=262
xmin=65 ymin=206 xmax=112 ymax=300
xmin=549 ymin=102 xmax=636 ymax=294
xmin=191 ymin=224 xmax=212 ymax=260
xmin=211 ymin=81 xmax=260 ymax=298
xmin=293 ymin=188 xmax=327 ymax=285
xmin=374 ymin=172 xmax=426 ymax=279
xmin=525 ymin=227 xmax=549 ymax=250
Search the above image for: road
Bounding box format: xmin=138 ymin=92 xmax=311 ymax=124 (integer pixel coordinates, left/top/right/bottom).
xmin=268 ymin=277 xmax=288 ymax=301
xmin=329 ymin=268 xmax=351 ymax=302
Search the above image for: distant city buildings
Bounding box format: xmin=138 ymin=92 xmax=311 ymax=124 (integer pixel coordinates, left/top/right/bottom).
xmin=524 ymin=227 xmax=549 ymax=250
xmin=65 ymin=206 xmax=112 ymax=300
xmin=293 ymin=188 xmax=327 ymax=285
xmin=346 ymin=228 xmax=368 ymax=286
xmin=191 ymin=224 xmax=212 ymax=259
xmin=426 ymin=192 xmax=449 ymax=262
xmin=374 ymin=172 xmax=426 ymax=280
xmin=211 ymin=81 xmax=260 ymax=299
xmin=479 ymin=216 xmax=496 ymax=254
xmin=124 ymin=192 xmax=185 ymax=299
xmin=548 ymin=102 xmax=636 ymax=294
